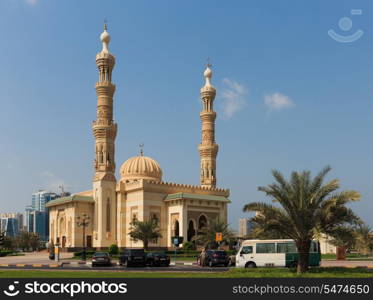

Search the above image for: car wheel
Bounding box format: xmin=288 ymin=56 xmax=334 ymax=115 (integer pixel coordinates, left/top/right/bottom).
xmin=245 ymin=262 xmax=256 ymax=268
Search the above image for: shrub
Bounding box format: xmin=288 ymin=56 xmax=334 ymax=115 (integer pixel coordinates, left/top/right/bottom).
xmin=0 ymin=250 xmax=13 ymax=257
xmin=182 ymin=242 xmax=196 ymax=250
xmin=109 ymin=244 xmax=119 ymax=255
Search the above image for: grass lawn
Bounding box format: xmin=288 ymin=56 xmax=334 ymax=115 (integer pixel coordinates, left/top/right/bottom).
xmin=0 ymin=268 xmax=372 ymax=278
xmin=322 ymin=254 xmax=373 ymax=261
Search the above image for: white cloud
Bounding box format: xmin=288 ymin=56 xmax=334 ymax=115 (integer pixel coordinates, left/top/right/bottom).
xmin=264 ymin=92 xmax=294 ymax=111
xmin=25 ymin=0 xmax=39 ymax=5
xmin=220 ymin=78 xmax=247 ymax=119
xmin=41 ymin=171 xmax=68 ymax=192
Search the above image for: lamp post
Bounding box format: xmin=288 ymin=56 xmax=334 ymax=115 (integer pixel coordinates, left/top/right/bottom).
xmin=76 ymin=213 xmax=90 ymax=261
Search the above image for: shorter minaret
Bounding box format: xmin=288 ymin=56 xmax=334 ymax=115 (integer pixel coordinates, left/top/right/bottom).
xmin=199 ymin=63 xmax=219 ymax=187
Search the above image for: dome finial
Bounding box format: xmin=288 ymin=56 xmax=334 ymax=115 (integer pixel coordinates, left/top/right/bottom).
xmin=139 ymin=143 xmax=144 ymax=156
xmin=104 ymin=17 xmax=108 ymax=31
xmin=100 ymin=19 xmax=111 ymax=53
xmin=203 ymin=58 xmax=213 ymax=87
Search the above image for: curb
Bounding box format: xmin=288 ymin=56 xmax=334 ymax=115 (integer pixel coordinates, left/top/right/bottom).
xmin=0 ymin=264 xmax=62 ymax=268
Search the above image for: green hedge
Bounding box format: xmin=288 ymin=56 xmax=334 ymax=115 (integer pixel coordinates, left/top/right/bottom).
xmin=73 ymin=251 xmax=96 ymax=257
xmin=0 ymin=250 xmax=13 ymax=257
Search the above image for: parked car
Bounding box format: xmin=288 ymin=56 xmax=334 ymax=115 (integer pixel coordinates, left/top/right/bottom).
xmin=119 ymin=249 xmax=147 ymax=267
xmin=92 ymin=252 xmax=111 ymax=267
xmin=197 ymin=250 xmax=230 ymax=267
xmin=146 ymin=252 xmax=170 ymax=267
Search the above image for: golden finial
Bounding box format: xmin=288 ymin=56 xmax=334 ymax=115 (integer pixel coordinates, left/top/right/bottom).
xmin=104 ymin=18 xmax=108 ymax=31
xmin=207 ymin=57 xmax=212 ymax=68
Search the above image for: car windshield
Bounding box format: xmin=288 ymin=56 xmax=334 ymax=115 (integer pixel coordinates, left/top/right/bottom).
xmin=129 ymin=249 xmax=145 ymax=255
xmin=212 ymin=251 xmax=226 ymax=256
xmin=94 ymin=252 xmax=108 ymax=257
xmin=151 ymin=252 xmax=166 ymax=256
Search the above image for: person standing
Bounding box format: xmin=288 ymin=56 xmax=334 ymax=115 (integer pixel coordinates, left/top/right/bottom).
xmin=200 ymin=247 xmax=207 ymax=267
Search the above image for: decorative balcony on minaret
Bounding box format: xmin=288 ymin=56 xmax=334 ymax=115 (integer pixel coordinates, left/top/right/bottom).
xmin=199 ymin=64 xmax=219 ymax=188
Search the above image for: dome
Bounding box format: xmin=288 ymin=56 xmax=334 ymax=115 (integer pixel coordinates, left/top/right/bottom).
xmin=120 ymin=155 xmax=163 ymax=182
xmin=203 ymin=66 xmax=212 ymax=78
xmin=100 ymin=30 xmax=111 ymax=44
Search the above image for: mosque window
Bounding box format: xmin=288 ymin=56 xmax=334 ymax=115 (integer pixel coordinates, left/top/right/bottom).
xmin=174 ymin=220 xmax=180 ymax=237
xmin=106 ymin=198 xmax=111 ymax=232
xmin=198 ymin=215 xmax=207 ymax=230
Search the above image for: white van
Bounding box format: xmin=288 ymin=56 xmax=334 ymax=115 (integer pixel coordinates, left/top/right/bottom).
xmin=235 ymin=239 xmax=320 ymax=268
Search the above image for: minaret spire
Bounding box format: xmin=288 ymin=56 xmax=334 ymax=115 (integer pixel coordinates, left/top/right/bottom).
xmin=92 ymin=24 xmax=117 ymax=247
xmin=199 ymin=62 xmax=218 ymax=187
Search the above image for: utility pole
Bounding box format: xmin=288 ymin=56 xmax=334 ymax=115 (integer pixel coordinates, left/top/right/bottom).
xmin=76 ymin=214 xmax=90 ymax=261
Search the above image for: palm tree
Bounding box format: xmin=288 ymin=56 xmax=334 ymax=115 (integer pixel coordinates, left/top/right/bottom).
xmin=128 ymin=219 xmax=162 ymax=250
xmin=192 ymin=219 xmax=234 ymax=249
xmin=243 ymin=166 xmax=360 ymax=273
xmin=29 ymin=233 xmax=41 ymax=251
xmin=354 ymin=224 xmax=373 ymax=255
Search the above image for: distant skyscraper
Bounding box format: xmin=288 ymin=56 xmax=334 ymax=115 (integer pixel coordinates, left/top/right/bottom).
xmin=25 ymin=205 xmax=34 ymax=232
xmin=0 ymin=213 xmax=23 ymax=234
xmin=31 ymin=190 xmax=59 ymax=212
xmin=0 ymin=214 xmax=20 ymax=237
xmin=26 ymin=190 xmax=66 ymax=241
xmin=29 ymin=211 xmax=48 ymax=241
xmin=238 ymin=218 xmax=254 ymax=237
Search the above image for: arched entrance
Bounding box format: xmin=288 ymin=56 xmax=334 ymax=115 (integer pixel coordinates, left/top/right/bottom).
xmin=174 ymin=220 xmax=180 ymax=237
xmin=187 ymin=220 xmax=196 ymax=242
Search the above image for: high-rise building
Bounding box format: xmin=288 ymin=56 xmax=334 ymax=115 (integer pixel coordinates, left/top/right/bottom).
xmin=31 ymin=190 xmax=59 ymax=212
xmin=0 ymin=213 xmax=23 ymax=234
xmin=0 ymin=215 xmax=20 ymax=237
xmin=25 ymin=205 xmax=34 ymax=232
xmin=238 ymin=218 xmax=254 ymax=237
xmin=29 ymin=211 xmax=48 ymax=242
xmin=26 ymin=190 xmax=65 ymax=241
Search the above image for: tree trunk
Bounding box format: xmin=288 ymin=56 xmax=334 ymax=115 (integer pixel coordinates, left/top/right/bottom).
xmin=297 ymin=239 xmax=311 ymax=274
xmin=144 ymin=240 xmax=148 ymax=251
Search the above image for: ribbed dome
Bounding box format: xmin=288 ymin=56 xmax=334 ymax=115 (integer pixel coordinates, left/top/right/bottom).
xmin=120 ymin=155 xmax=163 ymax=182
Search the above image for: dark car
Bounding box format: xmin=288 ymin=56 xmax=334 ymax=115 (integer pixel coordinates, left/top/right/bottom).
xmin=119 ymin=249 xmax=147 ymax=267
xmin=92 ymin=252 xmax=111 ymax=267
xmin=198 ymin=250 xmax=229 ymax=267
xmin=146 ymin=252 xmax=170 ymax=267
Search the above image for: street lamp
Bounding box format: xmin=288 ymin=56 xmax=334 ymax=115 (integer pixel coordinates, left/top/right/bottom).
xmin=76 ymin=213 xmax=90 ymax=261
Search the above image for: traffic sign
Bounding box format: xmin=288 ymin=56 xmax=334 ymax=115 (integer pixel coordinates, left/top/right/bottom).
xmin=215 ymin=232 xmax=223 ymax=242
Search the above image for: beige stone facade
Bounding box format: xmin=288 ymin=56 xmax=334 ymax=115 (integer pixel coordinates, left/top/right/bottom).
xmin=46 ymin=25 xmax=230 ymax=250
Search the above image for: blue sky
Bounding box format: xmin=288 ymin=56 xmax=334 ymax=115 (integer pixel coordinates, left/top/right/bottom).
xmin=0 ymin=0 xmax=372 ymax=229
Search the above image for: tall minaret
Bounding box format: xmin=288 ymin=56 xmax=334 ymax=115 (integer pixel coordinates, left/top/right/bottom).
xmin=92 ymin=23 xmax=117 ymax=248
xmin=199 ymin=64 xmax=219 ymax=187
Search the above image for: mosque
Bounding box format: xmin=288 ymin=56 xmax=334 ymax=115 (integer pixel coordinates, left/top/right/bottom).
xmin=46 ymin=25 xmax=230 ymax=250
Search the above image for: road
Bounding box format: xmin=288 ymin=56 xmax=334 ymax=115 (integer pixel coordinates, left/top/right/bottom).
xmin=2 ymin=252 xmax=373 ymax=271
xmin=0 ymin=251 xmax=73 ymax=264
